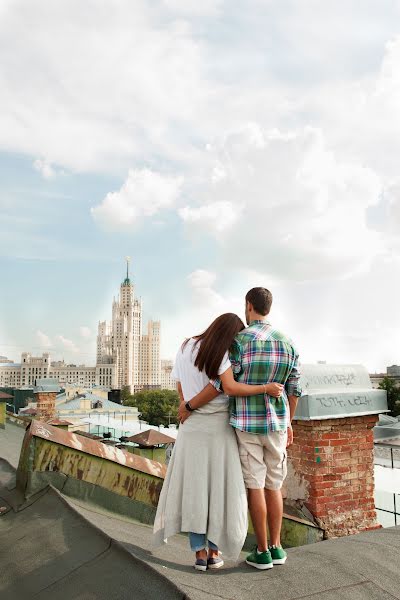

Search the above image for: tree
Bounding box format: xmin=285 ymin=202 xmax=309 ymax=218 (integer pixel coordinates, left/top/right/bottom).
xmin=125 ymin=389 xmax=180 ymax=426
xmin=120 ymin=385 xmax=132 ymax=405
xmin=379 ymin=377 xmax=400 ymax=417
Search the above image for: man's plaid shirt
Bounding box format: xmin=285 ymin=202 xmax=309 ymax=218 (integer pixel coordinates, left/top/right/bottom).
xmin=214 ymin=320 xmax=302 ymax=435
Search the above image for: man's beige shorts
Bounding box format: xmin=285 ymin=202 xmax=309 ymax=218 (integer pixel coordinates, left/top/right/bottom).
xmin=235 ymin=429 xmax=287 ymax=490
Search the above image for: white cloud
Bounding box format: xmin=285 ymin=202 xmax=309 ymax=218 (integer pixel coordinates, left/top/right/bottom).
xmin=179 ymin=201 xmax=240 ymax=234
xmin=33 ymin=158 xmax=55 ymax=179
xmin=79 ymin=326 xmax=91 ymax=338
xmin=180 ymin=125 xmax=383 ymax=281
xmin=0 ymin=1 xmax=209 ymax=172
xmin=91 ymin=169 xmax=183 ymax=230
xmin=163 ymin=0 xmax=222 ymax=17
xmin=3 ymin=1 xmax=400 ymax=374
xmin=36 ymin=330 xmax=52 ymax=348
xmin=56 ymin=335 xmax=79 ymax=353
xmin=188 ymin=269 xmax=217 ymax=289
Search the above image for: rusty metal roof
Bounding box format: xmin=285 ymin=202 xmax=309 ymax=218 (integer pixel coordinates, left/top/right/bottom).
xmin=125 ymin=429 xmax=176 ymax=447
xmin=0 ymin=391 xmax=13 ymax=400
xmin=73 ymin=430 xmax=102 ymax=440
xmin=19 ymin=408 xmax=37 ymax=415
xmin=47 ymin=419 xmax=73 ymax=426
xmin=27 ymin=419 xmax=166 ymax=479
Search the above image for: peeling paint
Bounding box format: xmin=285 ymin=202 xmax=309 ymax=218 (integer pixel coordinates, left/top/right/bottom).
xmin=31 ymin=438 xmax=163 ymax=507
xmin=285 ymin=461 xmax=310 ymax=502
xmin=28 ymin=420 xmax=166 ymax=479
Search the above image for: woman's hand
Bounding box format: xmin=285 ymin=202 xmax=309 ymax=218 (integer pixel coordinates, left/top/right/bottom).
xmin=178 ymin=402 xmax=191 ymax=424
xmin=264 ymin=382 xmax=284 ymax=398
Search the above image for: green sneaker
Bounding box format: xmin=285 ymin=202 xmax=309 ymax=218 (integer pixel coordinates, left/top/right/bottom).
xmin=245 ymin=546 xmax=273 ymax=570
xmin=269 ymin=545 xmax=287 ymax=565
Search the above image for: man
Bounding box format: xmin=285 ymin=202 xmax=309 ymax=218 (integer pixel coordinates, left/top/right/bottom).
xmin=226 ymin=287 xmax=301 ymax=569
xmin=178 ymin=287 xmax=301 ymax=570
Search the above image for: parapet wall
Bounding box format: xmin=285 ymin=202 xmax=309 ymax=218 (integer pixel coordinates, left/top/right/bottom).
xmin=17 ymin=420 xmax=166 ymax=524
xmin=16 ymin=420 xmax=323 ymax=547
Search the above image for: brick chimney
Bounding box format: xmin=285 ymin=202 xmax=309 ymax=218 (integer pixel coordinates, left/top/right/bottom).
xmin=34 ymin=378 xmax=61 ymax=422
xmin=286 ymin=364 xmax=388 ymax=538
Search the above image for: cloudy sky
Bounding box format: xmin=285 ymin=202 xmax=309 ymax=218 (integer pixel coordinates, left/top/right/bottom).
xmin=1 ymin=0 xmax=399 ymax=372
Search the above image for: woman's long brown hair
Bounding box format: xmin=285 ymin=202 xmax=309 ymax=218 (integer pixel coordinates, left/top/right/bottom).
xmin=184 ymin=313 xmax=245 ymax=379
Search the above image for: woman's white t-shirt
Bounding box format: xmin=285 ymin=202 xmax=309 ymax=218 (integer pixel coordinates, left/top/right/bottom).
xmin=171 ymin=338 xmax=231 ymax=413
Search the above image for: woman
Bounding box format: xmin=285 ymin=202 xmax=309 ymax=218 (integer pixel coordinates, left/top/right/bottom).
xmin=153 ymin=313 xmax=283 ymax=571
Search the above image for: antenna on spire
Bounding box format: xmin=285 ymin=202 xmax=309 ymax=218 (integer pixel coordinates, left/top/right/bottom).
xmin=122 ymin=256 xmax=132 ymax=286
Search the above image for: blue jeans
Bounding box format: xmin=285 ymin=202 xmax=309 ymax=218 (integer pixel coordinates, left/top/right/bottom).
xmin=189 ymin=532 xmax=218 ymax=552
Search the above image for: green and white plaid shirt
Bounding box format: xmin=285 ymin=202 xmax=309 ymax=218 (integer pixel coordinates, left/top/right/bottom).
xmin=213 ymin=320 xmax=302 ymax=434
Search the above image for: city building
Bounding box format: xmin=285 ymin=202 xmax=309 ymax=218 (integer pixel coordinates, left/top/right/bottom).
xmin=1 ymin=261 xmax=173 ymax=393
xmin=0 ymin=360 xmax=22 ymax=387
xmin=370 ymin=364 xmax=400 ymax=389
xmin=97 ymin=260 xmax=162 ymax=392
xmin=0 ymin=356 xmax=14 ymax=364
xmin=139 ymin=320 xmax=161 ymax=388
xmin=160 ymin=359 xmax=176 ymax=391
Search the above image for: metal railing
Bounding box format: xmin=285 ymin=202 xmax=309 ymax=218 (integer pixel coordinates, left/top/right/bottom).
xmin=374 ymin=443 xmax=400 ymax=526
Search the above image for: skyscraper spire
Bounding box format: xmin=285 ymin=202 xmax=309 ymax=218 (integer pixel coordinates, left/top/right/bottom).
xmin=122 ymin=256 xmax=132 ymax=286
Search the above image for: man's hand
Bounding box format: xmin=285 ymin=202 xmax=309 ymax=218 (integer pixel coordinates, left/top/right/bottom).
xmin=286 ymin=423 xmax=293 ymax=447
xmin=178 ymin=402 xmax=191 ymax=424
xmin=264 ymin=382 xmax=284 ymax=398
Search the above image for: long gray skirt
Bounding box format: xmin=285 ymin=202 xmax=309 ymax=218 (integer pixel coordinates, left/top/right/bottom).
xmin=153 ymin=409 xmax=248 ymax=560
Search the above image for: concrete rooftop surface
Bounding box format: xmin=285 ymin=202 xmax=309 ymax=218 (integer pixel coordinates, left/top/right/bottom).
xmin=1 ymin=421 xmax=400 ymax=599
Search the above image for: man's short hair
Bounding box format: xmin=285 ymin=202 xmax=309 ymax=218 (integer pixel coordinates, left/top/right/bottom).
xmin=245 ymin=287 xmax=272 ymax=316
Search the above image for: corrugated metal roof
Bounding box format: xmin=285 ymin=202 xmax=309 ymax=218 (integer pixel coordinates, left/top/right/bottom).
xmin=125 ymin=429 xmax=176 ymax=446
xmin=57 ymin=395 xmax=136 ymax=412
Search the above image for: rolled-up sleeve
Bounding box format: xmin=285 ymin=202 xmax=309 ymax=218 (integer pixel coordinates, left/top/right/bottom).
xmin=229 ymin=339 xmax=243 ymax=377
xmin=285 ymin=351 xmax=302 ymax=397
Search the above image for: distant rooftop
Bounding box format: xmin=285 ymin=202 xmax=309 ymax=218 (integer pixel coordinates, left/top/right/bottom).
xmin=34 ymin=378 xmax=61 ymax=393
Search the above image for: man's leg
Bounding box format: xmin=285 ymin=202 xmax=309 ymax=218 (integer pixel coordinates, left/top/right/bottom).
xmin=248 ymin=488 xmax=268 ymax=551
xmin=265 ymin=488 xmax=283 ymax=547
xmin=263 ymin=430 xmax=288 ymax=554
xmin=235 ymin=430 xmax=268 ymax=550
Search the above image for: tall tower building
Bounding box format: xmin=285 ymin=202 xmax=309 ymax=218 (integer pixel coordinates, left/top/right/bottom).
xmin=140 ymin=320 xmax=161 ymax=388
xmin=96 ymin=259 xmax=160 ymax=392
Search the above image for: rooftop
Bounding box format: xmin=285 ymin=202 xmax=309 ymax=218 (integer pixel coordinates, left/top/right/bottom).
xmin=126 ymin=429 xmax=176 ymax=446
xmin=1 ymin=452 xmax=400 ymax=600
xmin=56 ymin=393 xmax=135 ymax=412
xmin=1 ymin=414 xmax=400 ymax=600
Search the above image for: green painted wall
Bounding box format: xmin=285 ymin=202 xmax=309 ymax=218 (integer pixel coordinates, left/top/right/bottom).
xmin=133 ymin=447 xmax=166 ymax=463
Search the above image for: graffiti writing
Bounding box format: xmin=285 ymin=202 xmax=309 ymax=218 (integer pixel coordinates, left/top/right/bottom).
xmin=316 ymin=395 xmax=372 ymax=409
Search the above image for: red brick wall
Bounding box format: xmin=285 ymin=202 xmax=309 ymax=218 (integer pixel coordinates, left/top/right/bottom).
xmin=286 ymin=415 xmax=380 ymax=538
xmin=35 ymin=392 xmax=57 ymax=422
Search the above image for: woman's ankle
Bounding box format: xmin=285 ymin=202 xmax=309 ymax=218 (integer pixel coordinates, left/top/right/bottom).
xmin=208 ymin=548 xmax=219 ymax=559
xmin=196 ymin=549 xmax=207 ymax=560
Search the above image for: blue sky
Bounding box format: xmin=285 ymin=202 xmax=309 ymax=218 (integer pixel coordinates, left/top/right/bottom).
xmin=1 ymin=0 xmax=400 ymax=371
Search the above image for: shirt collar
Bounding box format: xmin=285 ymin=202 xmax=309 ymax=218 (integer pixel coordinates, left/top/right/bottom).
xmin=249 ymin=319 xmax=270 ymax=326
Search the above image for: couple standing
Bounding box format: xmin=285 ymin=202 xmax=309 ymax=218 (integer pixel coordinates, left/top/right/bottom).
xmin=153 ymin=287 xmax=301 ymax=571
